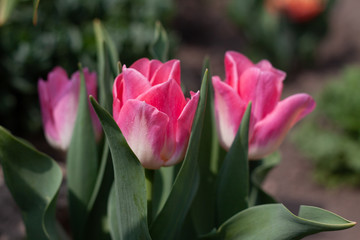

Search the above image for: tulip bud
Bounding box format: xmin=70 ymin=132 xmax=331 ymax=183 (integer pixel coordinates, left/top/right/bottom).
xmin=38 ymin=67 xmax=102 ymax=150
xmin=112 ymin=58 xmax=199 ymax=169
xmin=212 ymin=51 xmax=315 ymax=159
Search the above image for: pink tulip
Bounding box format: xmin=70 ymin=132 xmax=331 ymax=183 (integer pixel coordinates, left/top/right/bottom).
xmin=113 ymin=58 xmax=199 ymax=169
xmin=212 ymin=51 xmax=315 ymax=159
xmin=38 ymin=67 xmax=102 ymax=150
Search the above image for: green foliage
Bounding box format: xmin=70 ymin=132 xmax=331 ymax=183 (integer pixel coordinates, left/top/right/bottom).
xmin=293 ymin=65 xmax=360 ymax=186
xmin=149 ymin=70 xmax=208 ymax=240
xmin=227 ymin=0 xmax=335 ymax=71
xmin=91 ymin=97 xmax=151 ymax=240
xmin=0 ymin=0 xmax=174 ymax=134
xmin=67 ymin=67 xmax=99 ymax=239
xmin=202 ymin=204 xmax=355 ymax=240
xmin=216 ymin=103 xmax=251 ymax=224
xmin=0 ymin=126 xmax=63 ymax=240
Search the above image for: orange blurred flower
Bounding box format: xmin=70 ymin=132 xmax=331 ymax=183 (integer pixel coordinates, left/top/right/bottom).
xmin=266 ymin=0 xmax=327 ymax=23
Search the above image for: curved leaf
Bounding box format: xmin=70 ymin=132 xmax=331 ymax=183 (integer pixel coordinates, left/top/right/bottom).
xmin=216 ymin=103 xmax=252 ymax=225
xmin=0 ymin=126 xmax=63 ymax=240
xmin=202 ymin=204 xmax=356 ymax=240
xmin=149 ymin=70 xmax=209 ymax=240
xmin=67 ymin=67 xmax=98 ymax=240
xmin=90 ymin=97 xmax=151 ymax=240
xmin=190 ymin=58 xmax=219 ymax=235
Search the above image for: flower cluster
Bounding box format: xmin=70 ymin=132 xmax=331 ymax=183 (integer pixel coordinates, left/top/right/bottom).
xmin=38 ymin=51 xmax=315 ymax=167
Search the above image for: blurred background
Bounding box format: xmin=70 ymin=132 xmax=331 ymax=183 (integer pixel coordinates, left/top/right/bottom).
xmin=1 ymin=0 xmax=360 ymax=239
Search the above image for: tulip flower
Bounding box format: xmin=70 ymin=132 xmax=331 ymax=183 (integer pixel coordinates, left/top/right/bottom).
xmin=38 ymin=67 xmax=102 ymax=150
xmin=113 ymin=58 xmax=199 ymax=169
xmin=212 ymin=51 xmax=315 ymax=159
xmin=266 ymin=0 xmax=326 ymax=23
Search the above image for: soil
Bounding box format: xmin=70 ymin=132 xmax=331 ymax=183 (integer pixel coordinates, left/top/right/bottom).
xmin=2 ymin=0 xmax=360 ymax=239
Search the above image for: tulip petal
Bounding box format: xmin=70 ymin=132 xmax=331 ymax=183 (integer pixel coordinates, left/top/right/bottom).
xmin=256 ymin=60 xmax=286 ymax=80
xmin=225 ymin=51 xmax=254 ymax=90
xmin=249 ymin=93 xmax=316 ymax=159
xmin=137 ymin=79 xmax=186 ymax=158
xmin=71 ymin=68 xmax=98 ymax=98
xmin=137 ymin=78 xmax=186 ymax=123
xmin=117 ymin=100 xmax=170 ymax=169
xmin=130 ymin=58 xmax=163 ymax=80
xmin=166 ymin=91 xmax=200 ymax=166
xmin=239 ymin=67 xmax=284 ymax=121
xmin=150 ymin=59 xmax=181 ymax=86
xmin=122 ymin=68 xmax=152 ymax=102
xmin=38 ymin=80 xmax=60 ymax=147
xmin=212 ymin=76 xmax=246 ymax=150
xmin=46 ymin=67 xmax=69 ymax=103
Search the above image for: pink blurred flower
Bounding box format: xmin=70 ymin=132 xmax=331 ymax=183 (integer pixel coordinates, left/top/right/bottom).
xmin=38 ymin=67 xmax=102 ymax=150
xmin=212 ymin=51 xmax=315 ymax=159
xmin=113 ymin=58 xmax=199 ymax=169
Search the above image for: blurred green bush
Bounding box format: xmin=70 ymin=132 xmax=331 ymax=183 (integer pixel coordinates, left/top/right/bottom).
xmin=0 ymin=0 xmax=174 ymax=135
xmin=227 ymin=0 xmax=335 ymax=72
xmin=293 ymin=66 xmax=360 ymax=187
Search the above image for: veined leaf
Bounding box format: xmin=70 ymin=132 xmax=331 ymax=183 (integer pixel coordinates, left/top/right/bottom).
xmin=216 ymin=103 xmax=252 ymax=225
xmin=149 ymin=70 xmax=209 ymax=240
xmin=190 ymin=58 xmax=219 ymax=235
xmin=202 ymin=204 xmax=356 ymax=240
xmin=67 ymin=67 xmax=98 ymax=240
xmin=0 ymin=126 xmax=63 ymax=240
xmin=90 ymin=97 xmax=151 ymax=240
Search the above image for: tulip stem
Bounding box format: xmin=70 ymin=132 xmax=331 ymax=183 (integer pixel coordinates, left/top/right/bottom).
xmin=145 ymin=169 xmax=154 ymax=224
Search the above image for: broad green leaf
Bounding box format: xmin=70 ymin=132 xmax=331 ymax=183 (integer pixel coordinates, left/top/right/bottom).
xmin=108 ymin=184 xmax=121 ymax=240
xmin=94 ymin=19 xmax=119 ymax=111
xmin=90 ymin=97 xmax=151 ymax=240
xmin=202 ymin=204 xmax=356 ymax=240
xmin=216 ymin=103 xmax=252 ymax=225
xmin=149 ymin=21 xmax=169 ymax=62
xmin=190 ymin=58 xmax=219 ymax=235
xmin=84 ymin=140 xmax=113 ymax=240
xmin=149 ymin=70 xmax=208 ymax=240
xmin=249 ymin=152 xmax=280 ymax=206
xmin=67 ymin=67 xmax=98 ymax=240
xmin=0 ymin=126 xmax=63 ymax=240
xmin=33 ymin=0 xmax=40 ymax=25
xmin=0 ymin=0 xmax=17 ymax=26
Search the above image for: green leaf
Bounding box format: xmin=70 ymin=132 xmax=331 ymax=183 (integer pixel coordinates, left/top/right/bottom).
xmin=149 ymin=21 xmax=169 ymax=62
xmin=90 ymin=97 xmax=151 ymax=240
xmin=0 ymin=0 xmax=17 ymax=26
xmin=67 ymin=67 xmax=98 ymax=240
xmin=190 ymin=58 xmax=219 ymax=235
xmin=94 ymin=19 xmax=119 ymax=111
xmin=216 ymin=103 xmax=252 ymax=225
xmin=249 ymin=153 xmax=280 ymax=206
xmin=202 ymin=204 xmax=356 ymax=240
xmin=149 ymin=70 xmax=209 ymax=240
xmin=0 ymin=126 xmax=63 ymax=240
xmin=84 ymin=140 xmax=113 ymax=240
xmin=108 ymin=184 xmax=121 ymax=240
